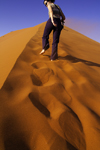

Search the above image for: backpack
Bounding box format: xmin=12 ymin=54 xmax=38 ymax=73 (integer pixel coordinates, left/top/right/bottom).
xmin=54 ymin=4 xmax=65 ymax=28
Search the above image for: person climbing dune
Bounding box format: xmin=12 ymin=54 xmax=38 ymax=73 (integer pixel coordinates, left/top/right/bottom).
xmin=40 ymin=0 xmax=65 ymax=61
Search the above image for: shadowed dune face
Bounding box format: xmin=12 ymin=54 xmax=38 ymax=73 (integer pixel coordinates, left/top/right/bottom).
xmin=0 ymin=23 xmax=100 ymax=150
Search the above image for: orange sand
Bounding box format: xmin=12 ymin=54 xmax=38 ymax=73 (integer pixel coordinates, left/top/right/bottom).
xmin=0 ymin=23 xmax=100 ymax=150
xmin=0 ymin=23 xmax=42 ymax=88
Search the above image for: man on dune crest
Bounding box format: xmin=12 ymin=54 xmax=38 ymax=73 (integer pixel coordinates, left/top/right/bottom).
xmin=40 ymin=0 xmax=65 ymax=61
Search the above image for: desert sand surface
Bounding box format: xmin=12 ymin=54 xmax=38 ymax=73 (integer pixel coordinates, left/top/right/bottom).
xmin=0 ymin=23 xmax=42 ymax=88
xmin=0 ymin=22 xmax=100 ymax=150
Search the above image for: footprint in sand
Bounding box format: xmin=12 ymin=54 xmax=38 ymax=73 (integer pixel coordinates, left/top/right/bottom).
xmin=31 ymin=62 xmax=47 ymax=69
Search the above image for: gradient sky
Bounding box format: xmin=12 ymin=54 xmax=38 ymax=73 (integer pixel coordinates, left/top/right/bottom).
xmin=0 ymin=0 xmax=100 ymax=43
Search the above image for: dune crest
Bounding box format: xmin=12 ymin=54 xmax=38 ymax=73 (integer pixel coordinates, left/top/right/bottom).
xmin=0 ymin=23 xmax=100 ymax=150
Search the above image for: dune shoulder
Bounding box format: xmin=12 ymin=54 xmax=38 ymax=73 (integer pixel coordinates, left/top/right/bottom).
xmin=0 ymin=23 xmax=43 ymax=88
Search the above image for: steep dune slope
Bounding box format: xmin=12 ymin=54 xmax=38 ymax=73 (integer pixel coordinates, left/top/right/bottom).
xmin=0 ymin=23 xmax=100 ymax=150
xmin=0 ymin=23 xmax=42 ymax=88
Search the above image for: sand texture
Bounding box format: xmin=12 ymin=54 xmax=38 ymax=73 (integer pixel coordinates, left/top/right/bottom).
xmin=0 ymin=23 xmax=42 ymax=88
xmin=0 ymin=23 xmax=100 ymax=150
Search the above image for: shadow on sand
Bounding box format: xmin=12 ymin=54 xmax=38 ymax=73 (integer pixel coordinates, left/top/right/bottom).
xmin=59 ymin=55 xmax=100 ymax=67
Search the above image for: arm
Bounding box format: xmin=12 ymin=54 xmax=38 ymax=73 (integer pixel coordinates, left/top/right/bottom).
xmin=47 ymin=4 xmax=57 ymax=27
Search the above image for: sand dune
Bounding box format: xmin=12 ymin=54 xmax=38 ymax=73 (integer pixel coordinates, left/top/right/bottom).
xmin=0 ymin=23 xmax=100 ymax=150
xmin=0 ymin=23 xmax=42 ymax=88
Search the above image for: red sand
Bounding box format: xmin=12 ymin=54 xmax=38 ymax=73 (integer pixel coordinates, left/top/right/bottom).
xmin=0 ymin=23 xmax=100 ymax=150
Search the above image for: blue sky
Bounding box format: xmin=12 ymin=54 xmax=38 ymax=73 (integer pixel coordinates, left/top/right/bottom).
xmin=0 ymin=0 xmax=100 ymax=43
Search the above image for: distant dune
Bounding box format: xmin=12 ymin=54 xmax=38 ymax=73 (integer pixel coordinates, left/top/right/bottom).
xmin=0 ymin=22 xmax=100 ymax=150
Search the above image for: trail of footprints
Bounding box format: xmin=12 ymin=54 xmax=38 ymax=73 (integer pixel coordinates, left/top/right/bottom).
xmin=26 ymin=24 xmax=87 ymax=91
xmin=21 ymin=23 xmax=89 ymax=123
xmin=25 ymin=23 xmax=88 ymax=109
xmin=30 ymin=60 xmax=87 ymax=92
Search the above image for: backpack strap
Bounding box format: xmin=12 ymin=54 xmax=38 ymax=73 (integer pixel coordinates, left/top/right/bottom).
xmin=55 ymin=4 xmax=61 ymax=13
xmin=55 ymin=4 xmax=65 ymax=28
